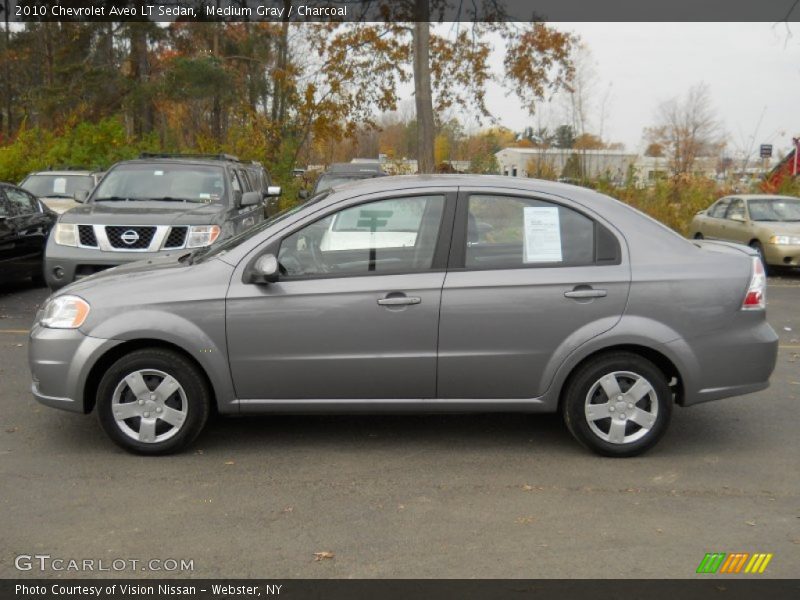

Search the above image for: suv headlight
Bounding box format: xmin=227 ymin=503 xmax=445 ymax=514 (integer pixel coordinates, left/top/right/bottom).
xmin=54 ymin=223 xmax=78 ymax=246
xmin=40 ymin=295 xmax=91 ymax=329
xmin=186 ymin=225 xmax=221 ymax=248
xmin=769 ymin=235 xmax=800 ymax=245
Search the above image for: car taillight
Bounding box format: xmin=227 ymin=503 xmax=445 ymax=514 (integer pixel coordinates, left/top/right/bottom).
xmin=741 ymin=257 xmax=766 ymax=310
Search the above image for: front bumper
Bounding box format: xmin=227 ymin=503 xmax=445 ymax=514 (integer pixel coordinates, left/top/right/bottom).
xmin=44 ymin=243 xmax=174 ymax=290
xmin=28 ymin=324 xmax=122 ymax=413
xmin=763 ymin=242 xmax=800 ymax=268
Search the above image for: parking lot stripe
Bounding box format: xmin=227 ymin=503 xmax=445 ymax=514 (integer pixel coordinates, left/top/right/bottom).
xmin=0 ymin=329 xmax=29 ymax=335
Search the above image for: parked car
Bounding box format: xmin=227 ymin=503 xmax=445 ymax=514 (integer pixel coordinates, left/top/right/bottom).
xmin=19 ymin=169 xmax=104 ymax=214
xmin=237 ymin=160 xmax=282 ymax=218
xmin=29 ymin=175 xmax=777 ymax=456
xmin=43 ymin=153 xmax=280 ymax=290
xmin=299 ymin=162 xmax=386 ymax=200
xmin=689 ymin=195 xmax=800 ymax=269
xmin=0 ymin=182 xmax=57 ymax=286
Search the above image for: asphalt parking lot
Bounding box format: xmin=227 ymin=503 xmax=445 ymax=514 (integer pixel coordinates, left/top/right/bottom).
xmin=1 ymin=274 xmax=798 ymax=579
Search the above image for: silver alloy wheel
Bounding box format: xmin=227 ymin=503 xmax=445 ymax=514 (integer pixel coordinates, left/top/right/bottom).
xmin=584 ymin=370 xmax=659 ymax=445
xmin=111 ymin=369 xmax=188 ymax=443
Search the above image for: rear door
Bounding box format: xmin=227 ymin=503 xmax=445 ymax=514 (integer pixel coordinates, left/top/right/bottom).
xmin=704 ymin=198 xmax=731 ymax=239
xmin=722 ymin=198 xmax=751 ymax=244
xmin=437 ymin=188 xmax=630 ymax=399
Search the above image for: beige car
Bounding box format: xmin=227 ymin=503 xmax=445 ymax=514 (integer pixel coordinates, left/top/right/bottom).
xmin=689 ymin=195 xmax=800 ymax=269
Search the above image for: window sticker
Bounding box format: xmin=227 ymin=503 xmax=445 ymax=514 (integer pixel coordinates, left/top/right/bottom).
xmin=52 ymin=177 xmax=67 ymax=194
xmin=523 ymin=206 xmax=562 ymax=263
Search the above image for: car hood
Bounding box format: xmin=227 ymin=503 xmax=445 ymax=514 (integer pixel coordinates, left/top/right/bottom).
xmin=58 ymin=252 xmax=192 ymax=296
xmin=58 ymin=200 xmax=224 ymax=225
xmin=754 ymin=222 xmax=800 ymax=236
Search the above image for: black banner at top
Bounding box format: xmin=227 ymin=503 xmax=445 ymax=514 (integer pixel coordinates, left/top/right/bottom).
xmin=3 ymin=0 xmax=800 ymax=23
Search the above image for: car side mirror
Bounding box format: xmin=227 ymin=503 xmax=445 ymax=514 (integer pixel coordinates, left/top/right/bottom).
xmin=73 ymin=190 xmax=89 ymax=203
xmin=247 ymin=253 xmax=279 ymax=284
xmin=240 ymin=191 xmax=262 ymax=207
xmin=298 ymin=190 xmax=309 ymax=200
xmin=266 ymin=186 xmax=281 ymax=197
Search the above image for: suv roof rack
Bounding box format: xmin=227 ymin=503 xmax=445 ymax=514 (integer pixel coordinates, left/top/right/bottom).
xmin=139 ymin=152 xmax=241 ymax=162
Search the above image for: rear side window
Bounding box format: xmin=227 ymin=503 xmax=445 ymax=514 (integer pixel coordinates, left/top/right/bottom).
xmin=709 ymin=199 xmax=730 ymax=218
xmin=465 ymin=194 xmax=617 ymax=269
xmin=726 ymin=199 xmax=746 ymax=220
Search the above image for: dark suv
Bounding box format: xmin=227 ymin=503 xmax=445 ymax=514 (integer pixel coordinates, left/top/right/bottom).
xmin=44 ymin=154 xmax=280 ymax=290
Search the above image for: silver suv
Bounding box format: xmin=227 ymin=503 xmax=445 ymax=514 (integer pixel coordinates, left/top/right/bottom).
xmin=43 ymin=154 xmax=280 ymax=290
xmin=28 ymin=176 xmax=778 ymax=456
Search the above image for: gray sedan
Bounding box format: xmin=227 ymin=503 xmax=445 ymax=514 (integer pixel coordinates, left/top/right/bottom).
xmin=28 ymin=176 xmax=777 ymax=457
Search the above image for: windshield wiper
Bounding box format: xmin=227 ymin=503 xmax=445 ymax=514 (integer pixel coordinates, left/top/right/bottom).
xmin=42 ymin=193 xmax=75 ymax=199
xmin=149 ymin=196 xmax=204 ymax=203
xmin=94 ymin=196 xmax=141 ymax=202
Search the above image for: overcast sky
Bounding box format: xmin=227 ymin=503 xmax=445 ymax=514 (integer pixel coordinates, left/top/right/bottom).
xmin=475 ymin=22 xmax=799 ymax=158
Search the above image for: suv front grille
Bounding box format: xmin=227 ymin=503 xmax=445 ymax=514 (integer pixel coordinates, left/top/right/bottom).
xmin=164 ymin=227 xmax=188 ymax=249
xmin=105 ymin=226 xmax=156 ymax=250
xmin=78 ymin=225 xmax=98 ymax=247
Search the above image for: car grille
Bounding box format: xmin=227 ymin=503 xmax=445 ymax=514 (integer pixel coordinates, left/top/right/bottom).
xmin=164 ymin=227 xmax=188 ymax=249
xmin=105 ymin=226 xmax=156 ymax=250
xmin=78 ymin=225 xmax=98 ymax=247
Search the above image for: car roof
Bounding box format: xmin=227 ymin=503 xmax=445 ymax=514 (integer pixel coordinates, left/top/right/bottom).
xmin=111 ymin=158 xmax=234 ymax=168
xmin=28 ymin=170 xmax=95 ymax=176
xmin=324 ymin=174 xmax=601 ymax=198
xmin=733 ymin=194 xmax=800 ymax=201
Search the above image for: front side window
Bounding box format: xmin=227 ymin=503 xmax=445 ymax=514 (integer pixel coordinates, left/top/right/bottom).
xmin=278 ymin=195 xmax=445 ymax=277
xmin=92 ymin=164 xmax=227 ymax=204
xmin=465 ymin=195 xmax=597 ymax=269
xmin=4 ymin=187 xmax=39 ymax=216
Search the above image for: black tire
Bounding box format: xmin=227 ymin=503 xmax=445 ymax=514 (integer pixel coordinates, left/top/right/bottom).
xmin=31 ymin=268 xmax=46 ymax=287
xmin=562 ymin=352 xmax=673 ymax=457
xmin=693 ymin=232 xmax=704 ymax=240
xmin=96 ymin=348 xmax=211 ymax=455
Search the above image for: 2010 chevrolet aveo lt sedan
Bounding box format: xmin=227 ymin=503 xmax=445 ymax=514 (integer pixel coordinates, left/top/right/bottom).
xmin=28 ymin=176 xmax=778 ymax=457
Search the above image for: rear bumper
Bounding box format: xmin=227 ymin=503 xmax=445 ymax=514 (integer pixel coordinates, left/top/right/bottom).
xmin=675 ymin=320 xmax=778 ymax=406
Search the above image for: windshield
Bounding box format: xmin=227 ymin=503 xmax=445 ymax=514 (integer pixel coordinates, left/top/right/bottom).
xmin=748 ymin=198 xmax=800 ymax=222
xmin=21 ymin=174 xmax=94 ymax=198
xmin=193 ymin=192 xmax=330 ymax=263
xmin=92 ymin=163 xmax=227 ymax=204
xmin=314 ymin=174 xmax=374 ymax=194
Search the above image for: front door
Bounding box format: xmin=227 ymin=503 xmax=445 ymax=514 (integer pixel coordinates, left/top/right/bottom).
xmin=438 ymin=190 xmax=631 ymax=399
xmin=226 ymin=192 xmax=454 ymax=400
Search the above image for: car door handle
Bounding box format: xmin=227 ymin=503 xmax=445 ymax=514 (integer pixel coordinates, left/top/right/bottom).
xmin=564 ymin=288 xmax=607 ymax=299
xmin=378 ymin=295 xmax=421 ymax=306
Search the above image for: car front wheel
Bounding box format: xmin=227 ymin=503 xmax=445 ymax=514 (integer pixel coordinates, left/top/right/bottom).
xmin=562 ymin=353 xmax=673 ymax=457
xmin=96 ymin=348 xmax=211 ymax=455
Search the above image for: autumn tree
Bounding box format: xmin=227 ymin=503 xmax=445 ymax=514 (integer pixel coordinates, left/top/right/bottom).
xmin=644 ymin=83 xmax=724 ymax=177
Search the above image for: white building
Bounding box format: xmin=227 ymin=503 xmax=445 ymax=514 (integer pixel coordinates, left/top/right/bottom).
xmin=495 ymin=147 xmax=637 ymax=182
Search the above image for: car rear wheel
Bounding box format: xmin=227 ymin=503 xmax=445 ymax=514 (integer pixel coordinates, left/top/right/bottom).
xmin=562 ymin=353 xmax=673 ymax=457
xmin=96 ymin=348 xmax=210 ymax=455
xmin=693 ymin=232 xmax=704 ymax=239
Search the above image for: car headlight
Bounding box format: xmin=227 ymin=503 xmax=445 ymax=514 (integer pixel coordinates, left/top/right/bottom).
xmin=54 ymin=223 xmax=78 ymax=246
xmin=186 ymin=225 xmax=221 ymax=248
xmin=768 ymin=235 xmax=800 ymax=245
xmin=40 ymin=295 xmax=91 ymax=329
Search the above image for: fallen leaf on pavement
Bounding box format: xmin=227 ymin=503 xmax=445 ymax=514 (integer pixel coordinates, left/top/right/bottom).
xmin=314 ymin=551 xmax=335 ymax=561
xmin=224 ymin=460 xmax=235 ymax=465
xmin=6 ymin=427 xmax=18 ymax=433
